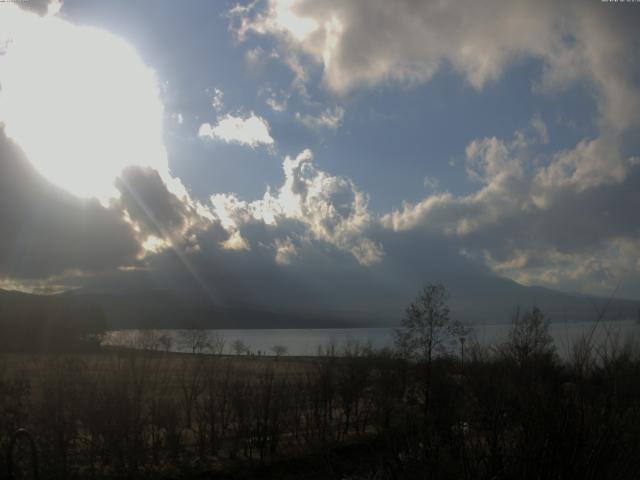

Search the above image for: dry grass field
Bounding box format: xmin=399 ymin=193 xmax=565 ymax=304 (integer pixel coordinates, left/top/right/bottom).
xmin=1 ymin=317 xmax=640 ymax=479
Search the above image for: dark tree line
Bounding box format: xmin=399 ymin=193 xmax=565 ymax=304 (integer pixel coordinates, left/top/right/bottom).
xmin=0 ymin=297 xmax=106 ymax=352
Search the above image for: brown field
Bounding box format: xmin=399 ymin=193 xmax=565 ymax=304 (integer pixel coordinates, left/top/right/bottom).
xmin=1 ymin=330 xmax=640 ymax=479
xmin=0 ymin=347 xmax=397 ymax=479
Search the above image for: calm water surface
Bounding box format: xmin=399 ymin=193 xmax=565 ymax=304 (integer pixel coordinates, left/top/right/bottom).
xmin=104 ymin=319 xmax=640 ymax=358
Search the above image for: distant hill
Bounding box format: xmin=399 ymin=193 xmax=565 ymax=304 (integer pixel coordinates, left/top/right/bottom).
xmin=0 ymin=289 xmax=106 ymax=351
xmin=448 ymin=282 xmax=640 ymax=326
xmin=0 ymin=289 xmax=358 ymax=331
xmin=0 ymin=283 xmax=638 ymax=336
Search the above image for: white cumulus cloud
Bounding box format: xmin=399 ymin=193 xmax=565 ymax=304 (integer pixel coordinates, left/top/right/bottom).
xmin=210 ymin=149 xmax=384 ymax=265
xmin=295 ymin=106 xmax=344 ymax=130
xmin=211 ymin=88 xmax=224 ymax=110
xmin=198 ymin=113 xmax=274 ymax=148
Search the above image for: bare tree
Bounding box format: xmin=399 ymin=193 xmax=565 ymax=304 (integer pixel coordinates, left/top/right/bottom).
xmin=504 ymin=306 xmax=555 ymax=366
xmin=271 ymin=345 xmax=288 ymax=357
xmin=135 ymin=329 xmax=161 ymax=351
xmin=158 ymin=333 xmax=173 ymax=353
xmin=232 ymin=339 xmax=247 ymax=356
xmin=181 ymin=329 xmax=210 ymax=355
xmin=337 ymin=340 xmax=372 ymax=435
xmin=178 ymin=356 xmax=204 ymax=430
xmin=395 ymin=283 xmax=459 ymax=416
xmin=208 ymin=332 xmax=226 ymax=355
xmin=395 ymin=284 xmax=458 ymax=363
xmin=449 ymin=320 xmax=473 ymax=369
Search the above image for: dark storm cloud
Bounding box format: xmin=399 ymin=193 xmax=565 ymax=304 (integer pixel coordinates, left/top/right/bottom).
xmin=0 ymin=128 xmax=140 ymax=279
xmin=381 ymin=131 xmax=640 ymax=297
xmin=115 ymin=165 xmax=190 ymax=239
xmin=465 ymin=169 xmax=640 ymax=261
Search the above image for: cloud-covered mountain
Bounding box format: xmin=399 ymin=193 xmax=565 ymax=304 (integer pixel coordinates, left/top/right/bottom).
xmin=0 ymin=1 xmax=639 ymax=328
xmin=1 ymin=121 xmax=639 ymax=327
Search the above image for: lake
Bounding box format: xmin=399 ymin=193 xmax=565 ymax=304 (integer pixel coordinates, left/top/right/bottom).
xmin=103 ymin=319 xmax=640 ymax=359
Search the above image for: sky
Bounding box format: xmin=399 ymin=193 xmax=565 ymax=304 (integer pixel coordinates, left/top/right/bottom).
xmin=0 ymin=0 xmax=639 ymax=319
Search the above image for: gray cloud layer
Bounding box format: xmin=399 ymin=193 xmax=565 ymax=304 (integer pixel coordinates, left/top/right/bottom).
xmin=115 ymin=166 xmax=190 ymax=239
xmin=1 ymin=0 xmax=639 ymax=314
xmin=233 ymin=0 xmax=640 ymax=298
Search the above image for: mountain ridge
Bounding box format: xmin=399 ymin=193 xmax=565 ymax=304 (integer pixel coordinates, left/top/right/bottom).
xmin=0 ymin=282 xmax=638 ymax=330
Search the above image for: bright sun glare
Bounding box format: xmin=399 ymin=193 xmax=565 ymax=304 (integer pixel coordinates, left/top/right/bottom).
xmin=0 ymin=6 xmax=167 ymax=202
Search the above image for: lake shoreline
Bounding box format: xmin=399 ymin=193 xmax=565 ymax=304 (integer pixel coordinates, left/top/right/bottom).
xmin=103 ymin=319 xmax=640 ymax=359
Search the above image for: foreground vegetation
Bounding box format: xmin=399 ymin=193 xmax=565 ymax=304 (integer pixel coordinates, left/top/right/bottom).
xmin=1 ymin=286 xmax=640 ymax=479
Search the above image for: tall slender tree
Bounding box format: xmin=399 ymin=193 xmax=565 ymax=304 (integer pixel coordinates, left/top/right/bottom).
xmin=395 ymin=284 xmax=461 ymax=416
